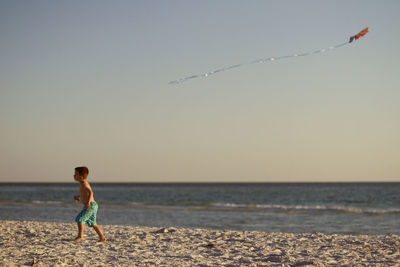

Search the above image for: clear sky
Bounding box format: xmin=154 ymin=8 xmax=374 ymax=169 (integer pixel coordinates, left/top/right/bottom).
xmin=1 ymin=1 xmax=399 ymax=182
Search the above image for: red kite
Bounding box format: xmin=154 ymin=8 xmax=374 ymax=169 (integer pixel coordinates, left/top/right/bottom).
xmin=349 ymin=27 xmax=369 ymax=43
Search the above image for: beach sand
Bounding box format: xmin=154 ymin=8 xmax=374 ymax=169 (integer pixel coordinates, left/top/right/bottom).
xmin=1 ymin=220 xmax=399 ymax=266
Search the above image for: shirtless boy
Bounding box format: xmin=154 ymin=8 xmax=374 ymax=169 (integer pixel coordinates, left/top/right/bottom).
xmin=73 ymin=166 xmax=106 ymax=242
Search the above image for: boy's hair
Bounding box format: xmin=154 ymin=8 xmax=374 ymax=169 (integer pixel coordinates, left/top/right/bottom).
xmin=75 ymin=166 xmax=89 ymax=179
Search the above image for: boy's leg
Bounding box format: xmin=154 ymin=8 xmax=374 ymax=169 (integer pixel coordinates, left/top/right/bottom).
xmin=74 ymin=223 xmax=84 ymax=241
xmin=92 ymin=225 xmax=106 ymax=242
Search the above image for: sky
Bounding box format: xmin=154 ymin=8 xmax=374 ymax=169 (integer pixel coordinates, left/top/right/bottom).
xmin=0 ymin=1 xmax=399 ymax=182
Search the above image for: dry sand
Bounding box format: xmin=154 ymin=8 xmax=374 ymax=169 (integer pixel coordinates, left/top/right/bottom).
xmin=1 ymin=220 xmax=400 ymax=266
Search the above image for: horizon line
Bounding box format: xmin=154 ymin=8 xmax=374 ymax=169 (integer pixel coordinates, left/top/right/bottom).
xmin=1 ymin=181 xmax=399 ymax=185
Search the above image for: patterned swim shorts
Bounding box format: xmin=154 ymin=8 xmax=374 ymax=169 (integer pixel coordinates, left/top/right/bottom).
xmin=75 ymin=201 xmax=98 ymax=227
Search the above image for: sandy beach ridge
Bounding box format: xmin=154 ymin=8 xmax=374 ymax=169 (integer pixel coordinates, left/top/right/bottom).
xmin=1 ymin=220 xmax=399 ymax=266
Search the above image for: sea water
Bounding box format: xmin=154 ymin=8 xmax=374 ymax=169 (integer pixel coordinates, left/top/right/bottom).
xmin=1 ymin=183 xmax=399 ymax=235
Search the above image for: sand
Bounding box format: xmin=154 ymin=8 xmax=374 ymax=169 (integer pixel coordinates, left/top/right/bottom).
xmin=1 ymin=220 xmax=399 ymax=266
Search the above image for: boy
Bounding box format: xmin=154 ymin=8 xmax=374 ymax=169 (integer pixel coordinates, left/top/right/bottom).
xmin=73 ymin=166 xmax=106 ymax=242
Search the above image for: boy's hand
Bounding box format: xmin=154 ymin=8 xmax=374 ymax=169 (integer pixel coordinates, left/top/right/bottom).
xmin=73 ymin=195 xmax=80 ymax=201
xmin=85 ymin=203 xmax=91 ymax=210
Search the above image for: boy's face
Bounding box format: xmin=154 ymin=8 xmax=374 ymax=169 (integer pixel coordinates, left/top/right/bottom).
xmin=73 ymin=171 xmax=84 ymax=182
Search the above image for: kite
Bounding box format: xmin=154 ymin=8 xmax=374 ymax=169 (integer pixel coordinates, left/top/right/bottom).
xmin=169 ymin=27 xmax=369 ymax=84
xmin=349 ymin=27 xmax=369 ymax=43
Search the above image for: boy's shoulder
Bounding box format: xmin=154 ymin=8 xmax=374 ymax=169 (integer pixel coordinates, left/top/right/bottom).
xmin=80 ymin=180 xmax=92 ymax=188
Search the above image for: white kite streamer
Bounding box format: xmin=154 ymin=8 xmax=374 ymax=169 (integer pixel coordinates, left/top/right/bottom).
xmin=169 ymin=27 xmax=369 ymax=85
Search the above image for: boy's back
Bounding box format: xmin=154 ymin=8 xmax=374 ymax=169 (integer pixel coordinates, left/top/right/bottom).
xmin=79 ymin=180 xmax=95 ymax=210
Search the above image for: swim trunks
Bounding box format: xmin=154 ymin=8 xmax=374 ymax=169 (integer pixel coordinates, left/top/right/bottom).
xmin=75 ymin=201 xmax=98 ymax=227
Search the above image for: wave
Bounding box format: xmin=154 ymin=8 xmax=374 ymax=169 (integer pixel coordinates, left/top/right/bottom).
xmin=31 ymin=200 xmax=64 ymax=205
xmin=122 ymin=201 xmax=400 ymax=215
xmin=210 ymin=203 xmax=400 ymax=215
xmin=0 ymin=200 xmax=69 ymax=207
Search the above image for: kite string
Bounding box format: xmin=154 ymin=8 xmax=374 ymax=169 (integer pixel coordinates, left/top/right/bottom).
xmin=169 ymin=41 xmax=350 ymax=85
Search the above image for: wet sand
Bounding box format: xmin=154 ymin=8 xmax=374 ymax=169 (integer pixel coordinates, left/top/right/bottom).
xmin=1 ymin=220 xmax=399 ymax=266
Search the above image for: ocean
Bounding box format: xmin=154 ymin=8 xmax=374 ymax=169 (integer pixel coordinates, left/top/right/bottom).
xmin=1 ymin=183 xmax=399 ymax=235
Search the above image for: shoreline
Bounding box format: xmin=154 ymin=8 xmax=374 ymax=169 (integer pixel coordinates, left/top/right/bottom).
xmin=2 ymin=220 xmax=399 ymax=266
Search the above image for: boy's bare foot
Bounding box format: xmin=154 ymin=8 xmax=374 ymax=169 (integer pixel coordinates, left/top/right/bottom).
xmin=73 ymin=237 xmax=83 ymax=242
xmin=98 ymin=237 xmax=107 ymax=242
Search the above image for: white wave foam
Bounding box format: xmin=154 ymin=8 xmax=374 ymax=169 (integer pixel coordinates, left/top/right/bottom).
xmin=31 ymin=200 xmax=63 ymax=205
xmin=210 ymin=203 xmax=400 ymax=215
